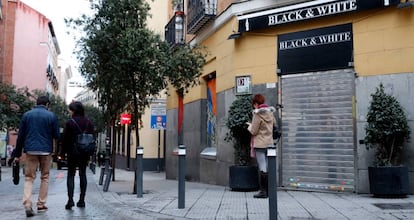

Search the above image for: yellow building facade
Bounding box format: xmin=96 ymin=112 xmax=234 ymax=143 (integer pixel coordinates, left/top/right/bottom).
xmin=165 ymin=0 xmax=414 ymax=193
xmin=114 ymin=0 xmax=169 ymax=171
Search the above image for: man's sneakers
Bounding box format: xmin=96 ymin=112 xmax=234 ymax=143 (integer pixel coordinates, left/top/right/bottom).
xmin=25 ymin=205 xmax=48 ymax=217
xmin=37 ymin=205 xmax=48 ymax=212
xmin=25 ymin=207 xmax=34 ymax=217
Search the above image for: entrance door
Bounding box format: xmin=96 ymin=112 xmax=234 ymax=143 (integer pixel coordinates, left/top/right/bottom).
xmin=280 ymin=69 xmax=355 ymax=192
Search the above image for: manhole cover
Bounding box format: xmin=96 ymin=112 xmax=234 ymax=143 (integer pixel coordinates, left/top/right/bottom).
xmin=373 ymin=203 xmax=414 ymax=210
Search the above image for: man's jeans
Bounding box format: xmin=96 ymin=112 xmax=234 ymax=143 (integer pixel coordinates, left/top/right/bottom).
xmin=23 ymin=154 xmax=51 ymax=208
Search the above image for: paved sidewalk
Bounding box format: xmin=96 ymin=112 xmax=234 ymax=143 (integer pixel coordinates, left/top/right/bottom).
xmin=1 ymin=165 xmax=414 ymax=219
xmin=97 ymin=168 xmax=414 ymax=220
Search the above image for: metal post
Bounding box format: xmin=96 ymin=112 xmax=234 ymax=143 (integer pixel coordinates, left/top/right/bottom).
xmin=267 ymin=146 xmax=278 ymax=220
xmin=103 ymin=167 xmax=112 ymax=192
xmin=103 ymin=137 xmax=112 ymax=192
xmin=90 ymin=162 xmax=96 ymax=174
xmin=104 ymin=137 xmax=111 ymax=175
xmin=157 ymin=130 xmax=161 ymax=172
xmin=136 ymin=146 xmax=144 ymax=198
xmin=126 ymin=125 xmax=131 ymax=170
xmin=178 ymin=145 xmax=186 ymax=209
xmin=99 ymin=167 xmax=105 ymax=185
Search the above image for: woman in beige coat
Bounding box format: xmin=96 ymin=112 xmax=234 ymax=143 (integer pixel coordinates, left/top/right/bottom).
xmin=247 ymin=94 xmax=276 ymax=198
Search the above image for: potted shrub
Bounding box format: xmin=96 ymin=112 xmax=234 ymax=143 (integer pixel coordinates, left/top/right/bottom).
xmin=364 ymin=83 xmax=410 ymax=197
xmin=225 ymin=95 xmax=258 ymax=191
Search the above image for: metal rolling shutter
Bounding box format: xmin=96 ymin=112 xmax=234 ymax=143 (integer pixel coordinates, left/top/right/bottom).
xmin=280 ymin=69 xmax=355 ymax=192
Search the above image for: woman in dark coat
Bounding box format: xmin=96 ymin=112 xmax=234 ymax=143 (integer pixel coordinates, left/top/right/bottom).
xmin=60 ymin=101 xmax=95 ymax=210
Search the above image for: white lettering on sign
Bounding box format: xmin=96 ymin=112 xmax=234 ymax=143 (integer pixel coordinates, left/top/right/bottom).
xmin=268 ymin=0 xmax=357 ymax=26
xmin=279 ymin=31 xmax=351 ymax=50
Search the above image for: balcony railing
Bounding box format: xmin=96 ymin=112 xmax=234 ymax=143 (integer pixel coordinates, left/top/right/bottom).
xmin=165 ymin=13 xmax=185 ymax=46
xmin=187 ymin=0 xmax=217 ymax=34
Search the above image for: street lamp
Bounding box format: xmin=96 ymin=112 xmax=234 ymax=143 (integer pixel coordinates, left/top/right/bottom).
xmin=175 ymin=11 xmax=185 ymax=44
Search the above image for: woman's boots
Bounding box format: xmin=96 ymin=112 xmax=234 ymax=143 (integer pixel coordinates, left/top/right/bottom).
xmin=254 ymin=172 xmax=268 ymax=198
xmin=77 ymin=174 xmax=87 ymax=207
xmin=65 ymin=175 xmax=87 ymax=209
xmin=65 ymin=175 xmax=75 ymax=209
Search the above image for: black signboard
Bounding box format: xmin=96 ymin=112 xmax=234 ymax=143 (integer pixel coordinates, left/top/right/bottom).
xmin=277 ymin=23 xmax=353 ymax=74
xmin=238 ymin=0 xmax=399 ymax=32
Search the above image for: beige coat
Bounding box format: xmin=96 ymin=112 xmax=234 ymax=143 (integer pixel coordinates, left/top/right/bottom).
xmin=247 ymin=106 xmax=276 ymax=148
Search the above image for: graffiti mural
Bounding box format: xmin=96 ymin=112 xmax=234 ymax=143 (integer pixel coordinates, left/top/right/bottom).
xmin=207 ymin=78 xmax=216 ymax=147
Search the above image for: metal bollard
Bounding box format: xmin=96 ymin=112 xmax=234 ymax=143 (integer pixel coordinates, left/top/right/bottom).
xmin=90 ymin=162 xmax=96 ymax=174
xmin=178 ymin=145 xmax=186 ymax=209
xmin=103 ymin=167 xmax=112 ymax=192
xmin=104 ymin=137 xmax=111 ymax=175
xmin=136 ymin=146 xmax=144 ymax=198
xmin=267 ymin=146 xmax=278 ymax=220
xmin=99 ymin=167 xmax=105 ymax=185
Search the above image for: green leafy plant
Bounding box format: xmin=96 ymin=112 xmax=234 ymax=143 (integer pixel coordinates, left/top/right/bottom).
xmin=225 ymin=95 xmax=252 ymax=166
xmin=0 ymin=82 xmax=33 ymax=130
xmin=364 ymin=83 xmax=410 ymax=166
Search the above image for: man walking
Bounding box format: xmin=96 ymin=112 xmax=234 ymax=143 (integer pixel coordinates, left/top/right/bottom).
xmin=14 ymin=96 xmax=60 ymax=217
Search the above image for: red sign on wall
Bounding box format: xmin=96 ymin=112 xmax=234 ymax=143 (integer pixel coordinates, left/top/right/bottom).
xmin=120 ymin=113 xmax=131 ymax=125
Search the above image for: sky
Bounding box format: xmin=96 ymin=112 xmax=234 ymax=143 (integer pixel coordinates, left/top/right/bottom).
xmin=21 ymin=0 xmax=92 ymax=79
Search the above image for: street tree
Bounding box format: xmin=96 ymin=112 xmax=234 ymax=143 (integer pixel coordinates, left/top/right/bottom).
xmin=66 ymin=0 xmax=167 ymax=141
xmin=0 ymin=82 xmax=33 ymax=131
xmin=66 ymin=0 xmax=170 ymax=189
xmin=84 ymin=104 xmax=105 ymax=133
xmin=66 ymin=0 xmax=206 ymax=192
xmin=164 ymin=44 xmax=206 ymax=145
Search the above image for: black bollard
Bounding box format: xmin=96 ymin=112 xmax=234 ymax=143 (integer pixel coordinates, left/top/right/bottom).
xmin=136 ymin=146 xmax=144 ymax=198
xmin=102 ymin=137 xmax=112 ymax=192
xmin=99 ymin=167 xmax=105 ymax=185
xmin=267 ymin=146 xmax=278 ymax=220
xmin=178 ymin=145 xmax=186 ymax=209
xmin=104 ymin=137 xmax=111 ymax=176
xmin=103 ymin=167 xmax=112 ymax=192
xmin=90 ymin=162 xmax=96 ymax=174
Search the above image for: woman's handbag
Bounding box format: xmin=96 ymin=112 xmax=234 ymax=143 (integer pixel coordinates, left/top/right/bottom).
xmin=12 ymin=161 xmax=20 ymax=185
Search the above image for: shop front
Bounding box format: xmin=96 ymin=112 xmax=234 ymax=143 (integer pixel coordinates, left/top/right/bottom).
xmin=235 ymin=0 xmax=402 ymax=192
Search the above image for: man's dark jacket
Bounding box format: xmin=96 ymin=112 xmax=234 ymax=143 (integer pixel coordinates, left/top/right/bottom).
xmin=15 ymin=105 xmax=60 ymax=157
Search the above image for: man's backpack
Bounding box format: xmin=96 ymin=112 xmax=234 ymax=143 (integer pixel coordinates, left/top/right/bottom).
xmin=72 ymin=119 xmax=96 ymax=156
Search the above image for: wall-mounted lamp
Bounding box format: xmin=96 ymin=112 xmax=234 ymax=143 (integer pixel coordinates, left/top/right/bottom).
xmin=175 ymin=11 xmax=185 ymax=44
xmin=227 ymin=32 xmax=242 ymax=40
xmin=397 ymin=0 xmax=414 ymax=8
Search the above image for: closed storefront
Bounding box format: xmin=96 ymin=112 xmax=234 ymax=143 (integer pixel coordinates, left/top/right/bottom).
xmin=165 ymin=0 xmax=414 ymax=194
xmin=280 ymin=70 xmax=355 ymax=191
xmin=277 ymin=24 xmax=356 ymax=192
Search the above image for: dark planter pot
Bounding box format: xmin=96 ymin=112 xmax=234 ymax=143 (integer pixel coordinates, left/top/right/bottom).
xmin=229 ymin=165 xmax=259 ymax=191
xmin=368 ymin=166 xmax=409 ymax=198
